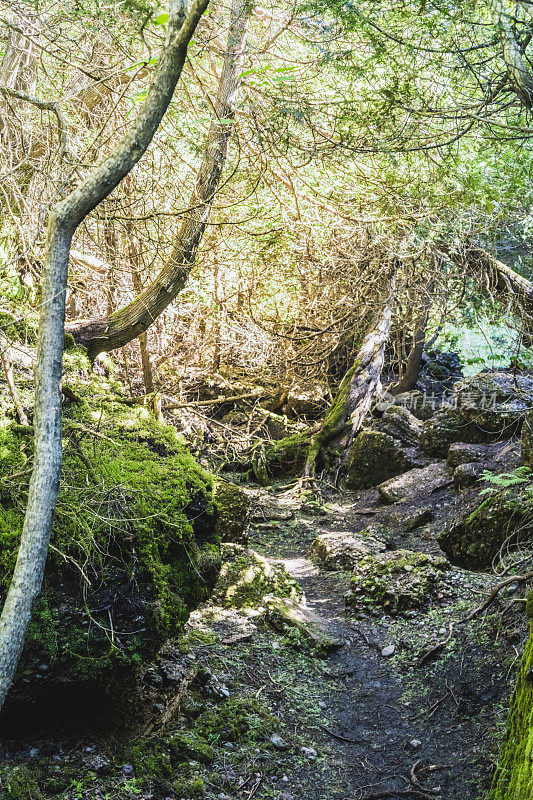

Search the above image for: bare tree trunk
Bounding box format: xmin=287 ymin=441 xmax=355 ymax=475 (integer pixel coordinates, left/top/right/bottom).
xmin=0 ymin=0 xmax=208 ymax=713
xmin=393 ymin=280 xmax=434 ymax=394
xmin=304 ymin=281 xmax=396 ymax=481
xmin=488 ymin=0 xmax=533 ymax=107
xmin=67 ymin=0 xmax=252 ymax=359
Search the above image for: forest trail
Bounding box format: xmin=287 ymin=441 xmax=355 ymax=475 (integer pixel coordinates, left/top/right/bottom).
xmin=222 ymin=473 xmax=519 ymax=800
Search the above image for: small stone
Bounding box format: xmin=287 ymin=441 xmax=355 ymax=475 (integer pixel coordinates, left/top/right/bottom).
xmin=381 ymin=645 xmax=395 ymax=657
xmin=29 ymin=748 xmax=40 ymax=758
xmin=122 ymin=763 xmax=134 ymax=776
xmin=272 ymin=642 xmax=280 ymax=650
xmin=318 ymin=700 xmax=327 ymax=709
xmin=438 ymin=627 xmax=446 ymax=635
xmin=270 ymin=734 xmax=288 ymax=750
xmin=404 ymin=564 xmax=413 ymax=573
xmin=409 ymin=739 xmax=422 ymax=749
xmin=300 ymin=746 xmax=317 ymax=760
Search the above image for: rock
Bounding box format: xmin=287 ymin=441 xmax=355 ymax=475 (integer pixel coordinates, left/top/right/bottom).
xmin=522 ymin=409 xmax=533 ymax=468
xmin=269 ymin=734 xmax=288 ymax=750
xmin=447 ymin=442 xmax=486 ymax=468
xmin=456 ymin=372 xmax=533 ymax=432
xmin=381 ymin=645 xmax=395 ymax=657
xmin=347 ymin=549 xmax=450 ymax=615
xmin=309 ymin=526 xmax=388 ymax=571
xmin=214 ymin=544 xmax=302 ymax=607
xmin=251 ymin=434 xmax=308 ymax=485
xmin=0 ymin=356 xmax=222 ymax=713
xmin=386 ymin=506 xmax=434 ymax=531
xmin=409 ymin=739 xmax=422 ymax=749
xmin=421 ymin=372 xmax=533 ymax=456
xmin=438 ymin=485 xmax=533 ymax=569
xmin=213 ymin=479 xmax=251 ymax=544
xmin=284 ymin=382 xmax=328 ymax=419
xmin=345 ymin=429 xmax=422 ymax=490
xmin=265 ymin=595 xmax=344 ymax=651
xmin=393 ymin=390 xmax=435 ymax=420
xmin=301 ymin=746 xmax=318 ymax=760
xmin=378 ymin=462 xmax=451 ymax=504
xmin=453 ymin=462 xmax=483 ymax=488
xmin=377 ymin=405 xmax=422 ymax=447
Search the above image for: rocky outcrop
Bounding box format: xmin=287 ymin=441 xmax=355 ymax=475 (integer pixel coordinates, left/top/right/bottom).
xmin=378 ymin=462 xmax=451 ymax=504
xmin=438 ymin=485 xmax=532 ymax=569
xmin=421 ymin=372 xmax=533 ymax=456
xmin=213 ymin=544 xmax=302 ymax=607
xmin=346 ymin=549 xmax=451 ymax=615
xmin=0 ymin=353 xmax=221 ymax=710
xmin=309 ymin=525 xmax=389 ymax=570
xmin=345 ymin=429 xmax=421 ymax=490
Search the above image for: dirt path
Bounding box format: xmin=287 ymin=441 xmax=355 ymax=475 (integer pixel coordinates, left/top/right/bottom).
xmin=232 ymin=482 xmax=520 ymax=800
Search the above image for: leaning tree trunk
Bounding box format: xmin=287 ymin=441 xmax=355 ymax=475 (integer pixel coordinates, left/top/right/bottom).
xmin=67 ymin=0 xmax=252 ymax=359
xmin=393 ymin=280 xmax=434 ymax=395
xmin=304 ymin=281 xmax=396 ymax=481
xmin=0 ymin=0 xmax=209 ymax=713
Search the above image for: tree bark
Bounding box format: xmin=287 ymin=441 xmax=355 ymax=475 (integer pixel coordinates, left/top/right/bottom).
xmin=67 ymin=0 xmax=252 ymax=360
xmin=303 ymin=282 xmax=396 ymax=481
xmin=0 ymin=0 xmax=209 ymax=713
xmin=488 ymin=0 xmax=533 ymax=107
xmin=393 ymin=281 xmax=434 ymax=395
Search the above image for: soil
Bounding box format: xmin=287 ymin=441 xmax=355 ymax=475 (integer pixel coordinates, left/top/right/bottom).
xmin=0 ymin=437 xmax=527 ymax=800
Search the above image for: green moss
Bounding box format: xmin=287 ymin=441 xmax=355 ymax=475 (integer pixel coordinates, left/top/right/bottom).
xmin=491 ymin=603 xmax=533 ymax=799
xmin=0 ymin=348 xmax=221 ymax=694
xmin=213 ymin=479 xmax=251 ymax=543
xmin=195 ymin=696 xmax=275 ymax=744
xmin=345 ymin=428 xmax=416 ymax=489
xmin=213 ymin=544 xmax=302 ymax=608
xmin=0 ymin=765 xmax=43 ymax=800
xmin=251 ymin=433 xmax=308 ymax=485
xmin=438 ymin=486 xmax=533 ymax=569
xmin=348 ymin=549 xmax=449 ymax=615
xmin=169 ymin=732 xmax=215 ymax=764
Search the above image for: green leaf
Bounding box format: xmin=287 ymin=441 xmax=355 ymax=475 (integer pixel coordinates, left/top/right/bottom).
xmin=155 ymin=12 xmax=169 ymax=24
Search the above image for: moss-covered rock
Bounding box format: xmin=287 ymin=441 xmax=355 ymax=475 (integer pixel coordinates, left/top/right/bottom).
xmin=213 ymin=544 xmax=302 ymax=607
xmin=438 ymin=486 xmax=533 ymax=569
xmin=420 ymin=409 xmax=491 ymax=456
xmin=251 ymin=434 xmax=308 ymax=485
xmin=309 ymin=525 xmax=389 ymax=570
xmin=213 ymin=479 xmax=251 ymax=544
xmin=491 ymin=599 xmax=533 ymax=799
xmin=345 ymin=429 xmax=419 ymax=490
xmin=346 ymin=549 xmax=450 ymax=615
xmin=0 ymin=350 xmax=221 ymax=707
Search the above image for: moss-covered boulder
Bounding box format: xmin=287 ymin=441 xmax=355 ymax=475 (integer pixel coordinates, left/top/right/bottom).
xmin=438 ymin=486 xmax=533 ymax=569
xmin=491 ymin=597 xmax=533 ymax=799
xmin=393 ymin=390 xmax=435 ymax=420
xmin=213 ymin=480 xmax=251 ymax=544
xmin=309 ymin=525 xmax=389 ymax=570
xmin=213 ymin=544 xmax=302 ymax=607
xmin=345 ymin=429 xmax=419 ymax=490
xmin=346 ymin=549 xmax=450 ymax=615
xmin=251 ymin=433 xmax=308 ymax=485
xmin=0 ymin=350 xmax=221 ymax=708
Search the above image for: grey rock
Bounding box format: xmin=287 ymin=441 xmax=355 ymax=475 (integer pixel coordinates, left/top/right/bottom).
xmin=381 ymin=645 xmax=395 ymax=657
xmin=269 ymin=734 xmax=289 ymax=750
xmin=453 ymin=462 xmax=483 ymax=488
xmin=378 ymin=462 xmax=451 ymax=504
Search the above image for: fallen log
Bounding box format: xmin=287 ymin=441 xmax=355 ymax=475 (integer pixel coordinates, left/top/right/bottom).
xmin=303 ymin=281 xmax=396 ymax=481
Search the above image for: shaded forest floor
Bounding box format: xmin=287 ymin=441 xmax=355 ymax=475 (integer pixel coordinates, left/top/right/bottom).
xmin=0 ymin=448 xmax=525 ymax=800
